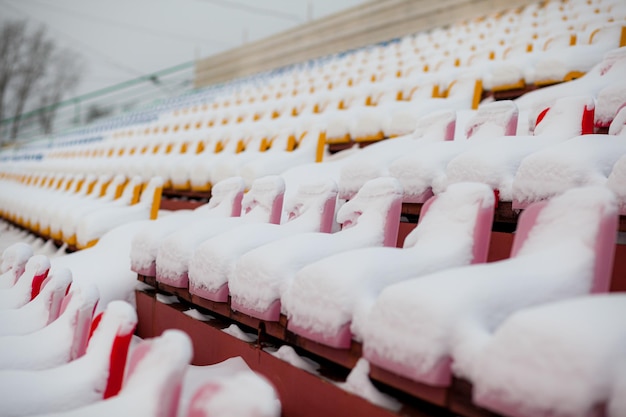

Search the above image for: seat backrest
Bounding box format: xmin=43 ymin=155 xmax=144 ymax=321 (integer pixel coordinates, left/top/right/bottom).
xmin=609 ymin=106 xmax=626 ymax=136
xmin=0 ymin=242 xmax=33 ymax=285
xmin=102 ymin=174 xmax=127 ymax=201
xmin=283 ymin=179 xmax=338 ymax=233
xmin=139 ymin=176 xmax=164 ymax=220
xmin=337 ymin=177 xmax=403 ymax=247
xmin=117 ymin=176 xmax=143 ymax=205
xmin=124 ymin=330 xmax=192 ymax=417
xmin=407 ymin=183 xmax=495 ymax=263
xmin=202 ymin=176 xmax=246 ymax=217
xmin=533 ymin=95 xmax=595 ymax=137
xmin=59 ymin=282 xmax=100 ymax=361
xmin=241 ymin=175 xmax=285 ymax=225
xmin=85 ymin=300 xmax=137 ymax=399
xmin=43 ymin=267 xmax=73 ymax=325
xmin=510 ymin=187 xmax=617 ymax=293
xmin=465 ymin=100 xmax=519 ymax=140
xmin=412 ymin=109 xmax=457 ymax=142
xmin=595 ymin=84 xmax=626 ymax=128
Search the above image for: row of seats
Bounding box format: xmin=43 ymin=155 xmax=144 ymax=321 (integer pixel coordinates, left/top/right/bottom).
xmin=0 ymin=173 xmax=163 ymax=249
xmin=4 ymin=0 xmax=624 ymax=192
xmin=0 ymin=249 xmax=280 ymax=417
xmin=131 ymin=170 xmax=623 ymax=416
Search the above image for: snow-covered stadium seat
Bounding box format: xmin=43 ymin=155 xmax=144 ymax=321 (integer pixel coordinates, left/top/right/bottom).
xmin=186 ymin=371 xmax=281 ymax=417
xmin=283 ymin=182 xmax=495 ymax=349
xmin=130 ymin=176 xmax=246 ymax=277
xmin=389 ymin=99 xmax=519 ymax=203
xmin=229 ymin=177 xmax=403 ymax=322
xmin=156 ymin=176 xmax=285 ymax=288
xmin=192 ymin=178 xmax=338 ymax=304
xmin=444 ymin=95 xmax=595 ymax=200
xmin=0 ymin=242 xmax=33 ymax=289
xmin=0 ymin=255 xmax=50 ymax=310
xmin=362 ymin=186 xmax=617 ymax=388
xmin=41 ymin=330 xmax=193 ymax=417
xmin=338 ymin=109 xmax=457 ymax=200
xmin=0 ymin=282 xmax=99 ymax=370
xmin=0 ymin=301 xmax=136 ymax=416
xmin=0 ymin=267 xmax=72 ymax=337
xmin=74 ymin=176 xmax=164 ymax=249
xmin=512 ymin=133 xmax=626 ymax=207
xmin=473 ymin=294 xmax=626 ymax=417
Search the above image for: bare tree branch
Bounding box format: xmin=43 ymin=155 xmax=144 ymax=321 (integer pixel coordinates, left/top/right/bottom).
xmin=0 ymin=20 xmax=27 ymax=131
xmin=9 ymin=25 xmax=54 ymax=139
xmin=37 ymin=49 xmax=84 ymax=134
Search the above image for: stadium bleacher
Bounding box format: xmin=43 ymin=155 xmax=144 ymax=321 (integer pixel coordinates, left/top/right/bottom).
xmin=0 ymin=0 xmax=625 ymax=415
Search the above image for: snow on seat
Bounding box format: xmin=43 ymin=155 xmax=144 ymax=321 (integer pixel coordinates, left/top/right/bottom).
xmin=389 ymin=100 xmax=519 ymax=203
xmin=445 ymin=95 xmax=595 ymax=200
xmin=515 ymin=46 xmax=626 ymax=125
xmin=193 ymin=178 xmax=337 ymax=304
xmin=0 ymin=242 xmax=33 ymax=289
xmin=283 ymin=182 xmax=495 ymax=349
xmin=74 ymin=176 xmax=164 ymax=249
xmin=607 ymin=131 xmax=626 ymax=214
xmin=607 ymin=104 xmax=626 ymax=136
xmin=188 ymin=127 xmax=249 ymax=192
xmin=186 ymin=372 xmax=281 ymax=417
xmin=362 ymin=186 xmax=617 ymax=388
xmin=0 ymin=267 xmax=72 ymax=337
xmin=131 ymin=176 xmax=245 ymax=277
xmin=48 ymin=174 xmax=113 ymax=241
xmin=594 ymin=83 xmax=626 ymax=129
xmin=37 ymin=174 xmax=97 ymax=238
xmin=229 ymin=177 xmax=403 ymax=322
xmin=473 ymin=294 xmax=626 ymax=417
xmin=382 ymin=77 xmax=483 ymax=138
xmin=238 ymin=127 xmax=324 ymax=188
xmin=0 ymin=281 xmax=99 ymax=370
xmin=58 ymin=174 xmax=130 ymax=246
xmin=208 ymin=124 xmax=273 ymax=186
xmin=530 ymin=23 xmax=626 ymax=87
xmin=26 ymin=174 xmax=85 ymax=234
xmin=37 ymin=330 xmax=193 ymax=417
xmin=155 ymin=176 xmax=285 ymax=288
xmin=338 ymin=109 xmax=456 ymax=200
xmin=512 ymin=133 xmax=626 ymax=208
xmin=0 ymin=254 xmax=50 ymax=310
xmin=0 ymin=300 xmax=136 ymax=417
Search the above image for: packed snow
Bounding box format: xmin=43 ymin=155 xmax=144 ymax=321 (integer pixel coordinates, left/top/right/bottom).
xmin=473 ymin=294 xmax=626 ymax=417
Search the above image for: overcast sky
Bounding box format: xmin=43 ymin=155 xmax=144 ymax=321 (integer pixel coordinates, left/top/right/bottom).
xmin=0 ymin=0 xmax=367 ymax=97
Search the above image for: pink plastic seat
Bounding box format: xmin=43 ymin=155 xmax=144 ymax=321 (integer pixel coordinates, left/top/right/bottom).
xmin=230 ymin=177 xmax=404 ymax=323
xmin=44 ymin=331 xmax=193 ymax=417
xmin=156 ymin=176 xmax=284 ymax=288
xmin=363 ymin=187 xmax=617 ymax=388
xmin=0 ymin=243 xmax=33 ymax=289
xmin=0 ymin=300 xmax=137 ymax=416
xmin=390 ymin=100 xmax=519 ymax=204
xmin=0 ymin=267 xmax=72 ymax=337
xmin=473 ymin=294 xmax=626 ymax=417
xmin=0 ymin=282 xmax=99 ymax=370
xmin=0 ymin=255 xmax=50 ymax=310
xmin=285 ymin=183 xmax=495 ymax=349
xmin=186 ymin=372 xmax=280 ymax=417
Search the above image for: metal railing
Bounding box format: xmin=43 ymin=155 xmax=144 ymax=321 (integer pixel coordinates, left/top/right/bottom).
xmin=0 ymin=61 xmax=196 ymax=146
